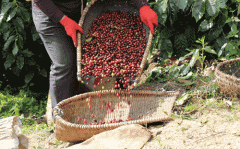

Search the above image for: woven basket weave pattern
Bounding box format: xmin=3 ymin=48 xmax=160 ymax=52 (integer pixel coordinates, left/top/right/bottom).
xmin=53 ymin=90 xmax=179 ymax=142
xmin=215 ymin=58 xmax=240 ymax=97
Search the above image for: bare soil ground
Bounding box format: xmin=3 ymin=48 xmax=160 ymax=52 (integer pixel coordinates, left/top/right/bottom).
xmin=24 ymin=106 xmax=240 ymax=149
xmin=23 ymin=66 xmax=240 ymax=149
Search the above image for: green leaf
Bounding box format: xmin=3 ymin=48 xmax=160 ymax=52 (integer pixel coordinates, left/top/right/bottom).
xmin=226 ymin=17 xmax=240 ymax=23
xmin=31 ymin=26 xmax=40 ymax=41
xmin=215 ymin=0 xmax=226 ymax=9
xmin=0 ymin=3 xmax=12 ymax=25
xmin=179 ymin=50 xmax=194 ymax=62
xmin=0 ymin=22 xmax=11 ymax=33
xmin=237 ymin=40 xmax=240 ymax=46
xmin=207 ymin=28 xmax=222 ymax=41
xmin=204 ymin=46 xmax=217 ymax=54
xmin=225 ymin=42 xmax=233 ymax=52
xmin=161 ymin=39 xmax=173 ymax=58
xmin=86 ymin=37 xmax=92 ymax=42
xmin=3 ymin=0 xmax=10 ymax=3
xmin=3 ymin=29 xmax=11 ymax=41
xmin=36 ymin=65 xmax=40 ymax=71
xmin=25 ymin=71 xmax=34 ymax=84
xmin=175 ymin=93 xmax=189 ymax=105
xmin=15 ymin=17 xmax=24 ymax=29
xmin=189 ymin=49 xmax=199 ymax=67
xmin=157 ymin=0 xmax=168 ymax=14
xmin=32 ymin=32 xmax=40 ymax=41
xmin=16 ymin=55 xmax=24 ymax=69
xmin=18 ymin=35 xmax=24 ymax=49
xmin=214 ymin=9 xmax=228 ymax=28
xmin=14 ymin=106 xmax=20 ymax=116
xmin=4 ymin=54 xmax=15 ymax=69
xmin=174 ymin=33 xmax=188 ymax=51
xmin=6 ymin=7 xmax=17 ymax=22
xmin=192 ymin=0 xmax=205 ymax=22
xmin=12 ymin=43 xmax=19 ymax=56
xmin=227 ymin=23 xmax=238 ymax=38
xmin=172 ymin=0 xmax=188 ymax=10
xmin=206 ymin=0 xmax=218 ymax=16
xmin=181 ymin=49 xmax=199 ymax=75
xmin=158 ymin=12 xmax=168 ymax=25
xmin=3 ymin=35 xmax=15 ymax=50
xmin=12 ymin=18 xmax=25 ymax=38
xmin=22 ymin=49 xmax=34 ymax=57
xmin=39 ymin=69 xmax=47 ymax=77
xmin=12 ymin=66 xmax=21 ymax=76
xmin=184 ymin=25 xmax=196 ymax=47
xmin=199 ymin=20 xmax=213 ymax=32
xmin=160 ymin=26 xmax=176 ymax=39
xmin=231 ymin=23 xmax=238 ymax=34
xmin=26 ymin=58 xmax=36 ymax=66
xmin=169 ymin=1 xmax=179 ymax=24
xmin=185 ymin=0 xmax=195 ymax=11
xmin=218 ymin=43 xmax=227 ymax=57
xmin=238 ymin=5 xmax=240 ymax=15
xmin=169 ymin=66 xmax=180 ymax=78
xmin=19 ymin=7 xmax=30 ymax=22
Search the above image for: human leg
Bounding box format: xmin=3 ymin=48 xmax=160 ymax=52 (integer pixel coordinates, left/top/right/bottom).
xmin=32 ymin=3 xmax=79 ymax=109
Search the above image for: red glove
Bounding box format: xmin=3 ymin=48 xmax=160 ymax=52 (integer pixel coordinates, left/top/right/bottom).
xmin=140 ymin=5 xmax=158 ymax=34
xmin=60 ymin=16 xmax=83 ymax=47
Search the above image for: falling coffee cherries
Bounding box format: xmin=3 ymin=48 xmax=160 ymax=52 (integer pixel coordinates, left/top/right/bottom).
xmin=81 ymin=10 xmax=146 ymax=90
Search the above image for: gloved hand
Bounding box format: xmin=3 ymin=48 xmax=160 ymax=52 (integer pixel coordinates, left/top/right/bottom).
xmin=139 ymin=5 xmax=158 ymax=34
xmin=60 ymin=16 xmax=83 ymax=47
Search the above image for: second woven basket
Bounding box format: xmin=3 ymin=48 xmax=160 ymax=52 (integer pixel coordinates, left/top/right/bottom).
xmin=215 ymin=58 xmax=240 ymax=97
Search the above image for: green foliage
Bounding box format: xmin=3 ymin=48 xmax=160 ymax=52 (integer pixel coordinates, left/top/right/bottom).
xmin=0 ymin=89 xmax=47 ymax=118
xmin=21 ymin=122 xmax=52 ymax=134
xmin=150 ymin=0 xmax=240 ymax=62
xmin=0 ymin=0 xmax=50 ymax=90
xmin=146 ymin=67 xmax=170 ymax=83
xmin=148 ymin=0 xmax=240 ymax=81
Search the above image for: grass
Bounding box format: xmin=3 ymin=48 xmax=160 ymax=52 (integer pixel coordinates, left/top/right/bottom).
xmin=184 ymin=103 xmax=199 ymax=113
xmin=154 ymin=137 xmax=163 ymax=146
xmin=235 ymin=133 xmax=240 ymax=137
xmin=33 ymin=146 xmax=43 ymax=149
xmin=49 ymin=139 xmax=61 ymax=146
xmin=21 ymin=119 xmax=53 ymax=134
xmin=0 ymin=88 xmax=47 ymax=119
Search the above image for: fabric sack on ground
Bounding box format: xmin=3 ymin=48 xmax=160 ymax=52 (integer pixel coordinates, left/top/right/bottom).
xmin=66 ymin=124 xmax=152 ymax=149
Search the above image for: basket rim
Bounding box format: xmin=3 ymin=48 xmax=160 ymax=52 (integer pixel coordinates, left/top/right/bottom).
xmin=215 ymin=58 xmax=240 ymax=82
xmin=53 ymin=90 xmax=179 ymax=129
xmin=76 ymin=0 xmax=153 ymax=88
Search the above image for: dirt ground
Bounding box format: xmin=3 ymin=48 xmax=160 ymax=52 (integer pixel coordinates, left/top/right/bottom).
xmin=24 ymin=65 xmax=240 ymax=149
xmin=25 ymin=80 xmax=240 ymax=149
xmin=25 ymin=106 xmax=240 ymax=149
xmin=142 ymin=108 xmax=240 ymax=149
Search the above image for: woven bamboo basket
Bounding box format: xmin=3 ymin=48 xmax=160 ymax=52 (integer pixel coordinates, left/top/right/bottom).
xmin=53 ymin=90 xmax=179 ymax=142
xmin=76 ymin=0 xmax=153 ymax=90
xmin=214 ymin=58 xmax=240 ymax=97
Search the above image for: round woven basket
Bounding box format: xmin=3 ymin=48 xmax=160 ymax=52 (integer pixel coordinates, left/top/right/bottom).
xmin=76 ymin=0 xmax=153 ymax=89
xmin=214 ymin=58 xmax=240 ymax=97
xmin=53 ymin=90 xmax=179 ymax=142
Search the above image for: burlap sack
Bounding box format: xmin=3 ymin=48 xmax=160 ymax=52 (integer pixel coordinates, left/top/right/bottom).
xmin=66 ymin=124 xmax=152 ymax=149
xmin=0 ymin=116 xmax=28 ymax=149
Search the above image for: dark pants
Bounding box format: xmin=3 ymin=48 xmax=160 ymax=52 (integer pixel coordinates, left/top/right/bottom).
xmin=32 ymin=2 xmax=82 ymax=109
